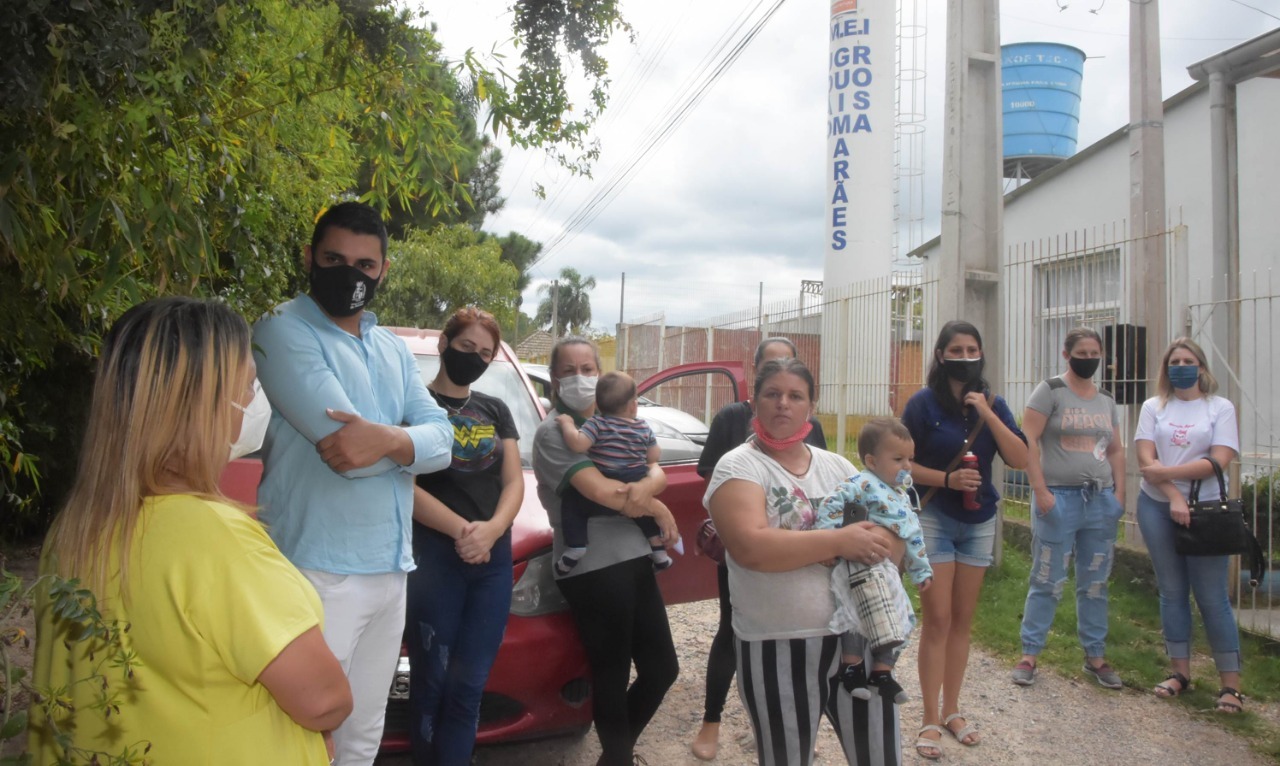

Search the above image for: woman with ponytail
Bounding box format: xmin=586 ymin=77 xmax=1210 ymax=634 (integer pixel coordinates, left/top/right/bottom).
xmin=902 ymin=321 xmax=1026 ymax=758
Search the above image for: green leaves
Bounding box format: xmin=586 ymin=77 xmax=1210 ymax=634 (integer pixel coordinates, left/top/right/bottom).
xmin=0 ymin=0 xmax=464 ymax=530
xmin=1 ymin=564 xmax=148 ymax=765
xmin=536 ymin=266 xmax=598 ymax=336
xmin=375 ymin=226 xmax=520 ymax=332
xmin=0 ymin=711 xmax=26 ymax=741
xmin=1 ymin=0 xmax=625 ymax=532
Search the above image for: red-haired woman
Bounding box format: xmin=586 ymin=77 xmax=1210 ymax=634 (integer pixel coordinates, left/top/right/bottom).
xmin=407 ymin=307 xmax=524 ymax=765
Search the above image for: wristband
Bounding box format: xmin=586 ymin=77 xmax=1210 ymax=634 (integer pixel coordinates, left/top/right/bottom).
xmin=944 ymin=470 xmax=952 ymax=490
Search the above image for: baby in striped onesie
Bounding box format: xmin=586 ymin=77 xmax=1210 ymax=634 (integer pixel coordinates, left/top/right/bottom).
xmin=556 ymin=371 xmax=672 ymax=574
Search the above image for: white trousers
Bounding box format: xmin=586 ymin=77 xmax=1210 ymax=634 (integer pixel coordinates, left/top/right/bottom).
xmin=300 ymin=569 xmax=407 ymax=766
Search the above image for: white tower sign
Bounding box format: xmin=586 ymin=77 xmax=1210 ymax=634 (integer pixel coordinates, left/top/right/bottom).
xmin=826 ymin=0 xmax=895 ymax=286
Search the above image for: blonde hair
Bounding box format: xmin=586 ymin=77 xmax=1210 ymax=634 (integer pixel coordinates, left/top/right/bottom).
xmin=47 ymin=297 xmax=252 ymax=596
xmin=1157 ymin=336 xmax=1219 ymax=405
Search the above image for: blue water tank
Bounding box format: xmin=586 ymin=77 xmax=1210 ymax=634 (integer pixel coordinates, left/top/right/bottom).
xmin=1001 ymin=42 xmax=1086 ymax=178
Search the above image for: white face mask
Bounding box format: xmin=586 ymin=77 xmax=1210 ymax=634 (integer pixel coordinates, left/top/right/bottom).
xmin=230 ymin=380 xmax=271 ymax=460
xmin=556 ymin=374 xmax=598 ymax=413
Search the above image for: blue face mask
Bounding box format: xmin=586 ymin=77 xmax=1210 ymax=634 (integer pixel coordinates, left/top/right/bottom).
xmin=894 ymin=469 xmax=913 ymax=488
xmin=1168 ymin=365 xmax=1200 ymax=390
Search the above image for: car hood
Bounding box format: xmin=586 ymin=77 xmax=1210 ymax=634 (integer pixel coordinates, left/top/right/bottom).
xmin=640 ymin=403 xmax=710 ymax=438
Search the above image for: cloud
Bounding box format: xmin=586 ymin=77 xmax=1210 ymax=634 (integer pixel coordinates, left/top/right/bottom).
xmin=432 ymin=0 xmax=1274 ymax=330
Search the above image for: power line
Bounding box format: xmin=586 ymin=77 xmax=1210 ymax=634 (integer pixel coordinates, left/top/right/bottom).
xmin=519 ymin=11 xmax=687 ymax=235
xmin=524 ymin=0 xmax=768 ymax=245
xmin=518 ymin=1 xmax=744 ymax=242
xmin=1223 ymin=0 xmax=1280 ymax=22
xmin=530 ymin=0 xmax=789 ymax=268
xmin=1003 ymin=11 xmax=1255 ymax=40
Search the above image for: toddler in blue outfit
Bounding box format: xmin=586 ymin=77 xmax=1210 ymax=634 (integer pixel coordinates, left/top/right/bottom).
xmin=816 ymin=417 xmax=932 ymax=703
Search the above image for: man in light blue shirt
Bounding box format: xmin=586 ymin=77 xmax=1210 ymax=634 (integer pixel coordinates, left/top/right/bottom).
xmin=253 ymin=201 xmax=451 ymax=766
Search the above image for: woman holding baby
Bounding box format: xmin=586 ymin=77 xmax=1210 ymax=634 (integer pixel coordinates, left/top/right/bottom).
xmin=705 ymin=357 xmax=905 ymax=766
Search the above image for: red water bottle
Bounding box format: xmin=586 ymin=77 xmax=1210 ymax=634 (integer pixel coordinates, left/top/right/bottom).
xmin=961 ymin=452 xmax=980 ymax=510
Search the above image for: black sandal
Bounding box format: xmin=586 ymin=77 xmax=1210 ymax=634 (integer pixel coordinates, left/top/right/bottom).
xmin=1216 ymin=687 xmax=1245 ymax=714
xmin=1153 ymin=672 xmax=1191 ymax=698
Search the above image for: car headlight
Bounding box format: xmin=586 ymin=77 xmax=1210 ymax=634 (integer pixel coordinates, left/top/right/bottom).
xmin=510 ymin=550 xmax=572 ymax=617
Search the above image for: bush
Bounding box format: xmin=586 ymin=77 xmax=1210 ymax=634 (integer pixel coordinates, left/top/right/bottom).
xmin=1242 ymin=470 xmax=1280 ymax=562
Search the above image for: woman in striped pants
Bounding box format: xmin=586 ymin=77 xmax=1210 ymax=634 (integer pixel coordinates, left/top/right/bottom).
xmin=706 ymin=358 xmax=906 ymax=766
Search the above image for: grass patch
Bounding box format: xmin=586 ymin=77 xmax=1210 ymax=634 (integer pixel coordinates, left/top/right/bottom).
xmin=1002 ymin=497 xmax=1031 ymax=522
xmin=971 ymin=539 xmax=1280 ymax=760
xmin=823 ymin=435 xmax=863 ymax=470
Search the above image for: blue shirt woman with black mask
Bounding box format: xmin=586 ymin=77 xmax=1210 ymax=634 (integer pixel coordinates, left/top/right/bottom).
xmin=900 ymin=320 xmax=1027 ymax=760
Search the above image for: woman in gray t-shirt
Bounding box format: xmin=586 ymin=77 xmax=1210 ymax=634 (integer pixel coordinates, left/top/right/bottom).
xmin=1012 ymin=328 xmax=1127 ymax=690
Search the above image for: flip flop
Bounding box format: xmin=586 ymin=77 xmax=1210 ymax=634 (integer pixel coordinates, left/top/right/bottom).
xmin=915 ymin=725 xmax=946 ymax=760
xmin=943 ymin=713 xmax=979 ymax=746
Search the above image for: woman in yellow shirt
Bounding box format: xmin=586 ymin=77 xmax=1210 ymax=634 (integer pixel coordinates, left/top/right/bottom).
xmin=28 ymin=296 xmax=352 ymax=765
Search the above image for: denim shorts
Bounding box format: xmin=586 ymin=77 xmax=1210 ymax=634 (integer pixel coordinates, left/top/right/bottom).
xmin=918 ymin=508 xmax=996 ymax=567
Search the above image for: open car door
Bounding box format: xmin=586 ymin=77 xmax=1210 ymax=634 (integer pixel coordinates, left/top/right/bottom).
xmin=637 ymin=361 xmax=747 ymax=604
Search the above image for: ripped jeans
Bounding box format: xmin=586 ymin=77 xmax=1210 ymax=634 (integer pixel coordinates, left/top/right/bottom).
xmin=1019 ymin=483 xmax=1124 ymax=658
xmin=405 ymin=527 xmax=513 ymax=766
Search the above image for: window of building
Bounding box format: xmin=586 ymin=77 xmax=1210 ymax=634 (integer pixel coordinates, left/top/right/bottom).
xmin=1033 ymin=248 xmax=1122 ymax=381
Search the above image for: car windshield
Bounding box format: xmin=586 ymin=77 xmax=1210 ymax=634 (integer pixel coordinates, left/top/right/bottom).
xmin=414 ymin=356 xmax=542 ymax=467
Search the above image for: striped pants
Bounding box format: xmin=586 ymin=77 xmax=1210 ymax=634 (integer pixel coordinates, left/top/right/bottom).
xmin=736 ymin=634 xmax=901 ymax=766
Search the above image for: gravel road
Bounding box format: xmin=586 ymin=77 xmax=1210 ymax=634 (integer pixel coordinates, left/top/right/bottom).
xmin=377 ymin=597 xmax=1277 ymax=766
xmin=7 ymin=544 xmax=1271 ymax=766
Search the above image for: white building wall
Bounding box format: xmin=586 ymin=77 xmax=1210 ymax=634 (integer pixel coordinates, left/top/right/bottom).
xmin=1234 ymin=77 xmax=1280 ymax=466
xmin=1000 ymin=128 xmax=1130 ymax=249
xmin=1231 ymin=77 xmax=1280 ymax=281
xmin=920 ymin=78 xmax=1280 ymax=466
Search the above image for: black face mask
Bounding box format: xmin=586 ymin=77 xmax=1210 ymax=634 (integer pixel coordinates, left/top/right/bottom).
xmin=309 ymin=263 xmax=379 ymax=318
xmin=942 ymin=357 xmax=983 ymax=385
xmin=1068 ymin=356 xmax=1101 ymax=379
xmin=441 ymin=345 xmax=490 ymax=386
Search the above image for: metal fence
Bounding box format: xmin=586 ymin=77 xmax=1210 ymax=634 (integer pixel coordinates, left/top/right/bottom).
xmin=616 ymin=272 xmax=934 ymax=448
xmin=1000 ymin=217 xmax=1280 ymax=635
xmin=616 ymin=298 xmax=822 ymax=425
xmin=616 ymin=215 xmax=1280 ymax=634
xmin=1186 ymin=269 xmax=1280 ymax=635
xmin=999 ymin=218 xmax=1188 ymax=547
xmin=819 ymin=272 xmax=938 ymax=452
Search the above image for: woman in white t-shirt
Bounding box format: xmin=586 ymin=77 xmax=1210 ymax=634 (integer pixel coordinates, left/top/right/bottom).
xmin=705 ymin=358 xmax=906 ymax=766
xmin=1134 ymin=337 xmax=1243 ymax=713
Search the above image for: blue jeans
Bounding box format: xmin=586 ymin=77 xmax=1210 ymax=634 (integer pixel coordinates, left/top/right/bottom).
xmin=406 ymin=528 xmax=514 ymax=766
xmin=1019 ymin=484 xmax=1123 ymax=657
xmin=1136 ymin=492 xmax=1241 ymax=672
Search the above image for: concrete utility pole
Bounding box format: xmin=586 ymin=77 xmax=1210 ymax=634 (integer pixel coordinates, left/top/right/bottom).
xmin=617 ymin=272 xmax=626 ymax=370
xmin=1129 ymin=0 xmax=1167 ymax=390
xmin=1124 ymin=0 xmax=1168 ymax=544
xmin=757 ymin=282 xmax=764 ymax=340
xmin=938 ymin=0 xmax=1003 ymax=358
xmin=550 ymin=280 xmax=560 ymax=344
xmin=939 ymin=0 xmax=1004 ymax=559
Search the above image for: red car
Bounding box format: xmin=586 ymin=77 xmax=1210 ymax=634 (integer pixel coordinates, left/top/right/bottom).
xmin=220 ymin=328 xmax=746 ymax=749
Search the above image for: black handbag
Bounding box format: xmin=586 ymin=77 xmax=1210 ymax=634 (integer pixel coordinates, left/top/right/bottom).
xmin=1172 ymin=457 xmax=1267 ymax=587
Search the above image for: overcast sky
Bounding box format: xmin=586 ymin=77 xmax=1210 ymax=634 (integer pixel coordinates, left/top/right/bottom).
xmin=428 ymin=0 xmax=1278 ymax=329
